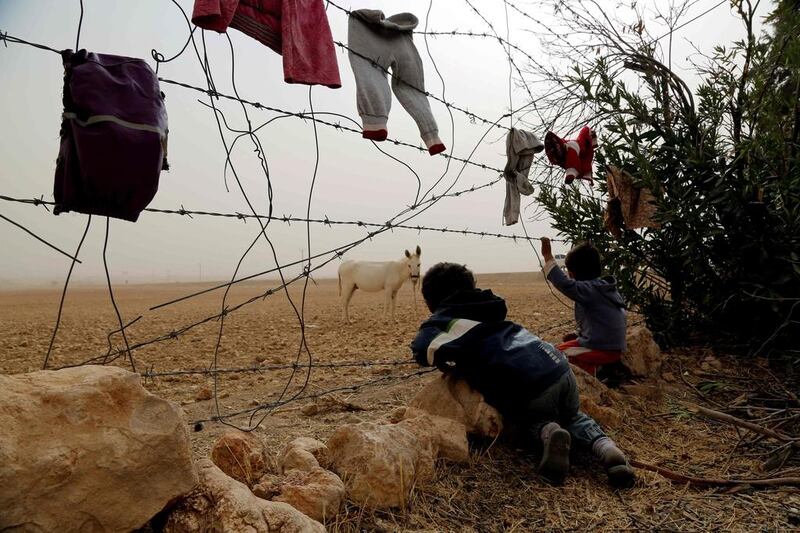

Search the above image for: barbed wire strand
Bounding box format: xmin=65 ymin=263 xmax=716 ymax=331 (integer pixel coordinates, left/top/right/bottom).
xmin=102 ymin=217 xmax=136 ymax=371
xmin=141 ymin=313 xmax=586 ymax=381
xmin=42 ymin=215 xmax=92 ymax=369
xmin=0 ymin=194 xmax=568 ymax=246
xmin=0 ymin=212 xmax=82 ymax=263
xmin=193 ymin=367 xmax=437 ymax=426
xmin=75 ymin=0 xmax=84 ymax=51
xmin=143 ymin=358 xmax=419 ymax=379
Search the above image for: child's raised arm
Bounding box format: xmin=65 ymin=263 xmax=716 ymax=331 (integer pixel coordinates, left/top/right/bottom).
xmin=540 ymin=238 xmax=592 ymax=303
xmin=541 ymin=236 xmax=554 ymax=263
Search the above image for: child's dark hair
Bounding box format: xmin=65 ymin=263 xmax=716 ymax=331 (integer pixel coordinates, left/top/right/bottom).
xmin=421 ymin=262 xmax=476 ymax=312
xmin=565 ymin=242 xmax=602 ymax=280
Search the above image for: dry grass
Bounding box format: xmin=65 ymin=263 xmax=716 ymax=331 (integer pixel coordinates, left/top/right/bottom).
xmin=1 ymin=275 xmax=798 ymax=531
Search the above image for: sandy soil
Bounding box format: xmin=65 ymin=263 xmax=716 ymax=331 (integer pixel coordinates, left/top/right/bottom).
xmin=1 ymin=274 xmax=798 ymax=531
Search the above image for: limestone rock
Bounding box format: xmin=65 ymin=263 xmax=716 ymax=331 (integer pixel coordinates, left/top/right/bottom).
xmin=571 ymin=364 xmax=621 ymax=428
xmin=0 ymin=366 xmax=197 ymax=533
xmin=327 ymin=421 xmax=435 ymax=508
xmin=252 ymin=473 xmax=284 ymax=501
xmin=195 ymin=384 xmax=213 ymax=401
xmin=572 ymin=364 xmax=610 ymax=401
xmin=623 ymin=325 xmax=664 ymax=378
xmin=409 ymin=374 xmax=503 ymax=438
xmin=279 ymin=437 xmax=330 ymax=474
xmin=164 ymin=459 xmax=324 ymax=532
xmin=255 ymin=467 xmax=345 ymax=522
xmin=327 ymin=414 xmax=468 ymax=509
xmin=395 ymin=408 xmax=470 ymax=462
xmin=210 ymin=430 xmax=270 ymax=486
xmin=580 ymin=397 xmax=622 ymax=428
xmin=301 ymin=396 xmax=365 ymax=417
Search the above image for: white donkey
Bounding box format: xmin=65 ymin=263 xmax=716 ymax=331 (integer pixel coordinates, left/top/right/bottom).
xmin=338 ymin=246 xmax=422 ymax=322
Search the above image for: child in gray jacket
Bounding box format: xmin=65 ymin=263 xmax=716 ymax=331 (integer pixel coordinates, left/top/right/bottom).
xmin=541 ymin=238 xmax=627 ymax=380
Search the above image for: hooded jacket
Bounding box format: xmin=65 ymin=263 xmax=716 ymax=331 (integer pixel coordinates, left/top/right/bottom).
xmin=544 ymin=260 xmax=627 ymax=351
xmin=410 ymin=289 xmax=569 ymax=420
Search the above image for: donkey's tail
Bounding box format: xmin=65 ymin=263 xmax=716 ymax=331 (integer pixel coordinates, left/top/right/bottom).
xmin=338 ymin=272 xmax=341 ymax=297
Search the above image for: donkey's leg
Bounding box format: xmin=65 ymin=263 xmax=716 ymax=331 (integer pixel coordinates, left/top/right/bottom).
xmin=390 ymin=289 xmax=400 ymax=322
xmin=342 ymin=284 xmax=356 ymax=323
xmin=383 ymin=288 xmax=393 ymax=321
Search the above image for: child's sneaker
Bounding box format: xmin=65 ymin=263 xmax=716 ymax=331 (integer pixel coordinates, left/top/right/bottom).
xmin=538 ymin=422 xmax=571 ymax=485
xmin=592 ymin=437 xmax=635 ymax=488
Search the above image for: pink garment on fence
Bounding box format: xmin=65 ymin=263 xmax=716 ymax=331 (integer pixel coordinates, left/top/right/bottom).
xmin=192 ymin=0 xmax=341 ymax=89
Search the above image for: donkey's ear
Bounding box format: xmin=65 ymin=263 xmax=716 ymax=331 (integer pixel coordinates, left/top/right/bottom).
xmin=416 ymin=245 xmax=421 ymax=256
xmin=405 ymin=249 xmax=411 ymax=258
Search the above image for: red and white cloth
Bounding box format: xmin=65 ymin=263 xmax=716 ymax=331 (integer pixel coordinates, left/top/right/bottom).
xmin=192 ymin=0 xmax=341 ymax=89
xmin=544 ymin=126 xmax=598 ymax=184
xmin=557 ymin=339 xmax=621 ymax=376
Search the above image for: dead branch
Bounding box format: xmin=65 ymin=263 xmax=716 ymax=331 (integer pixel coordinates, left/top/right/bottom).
xmin=631 ymin=459 xmax=800 ymax=487
xmin=683 ymin=403 xmax=800 ymax=448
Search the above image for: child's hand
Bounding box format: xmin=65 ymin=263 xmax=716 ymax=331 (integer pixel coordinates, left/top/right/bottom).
xmin=541 ymin=237 xmax=553 ymax=261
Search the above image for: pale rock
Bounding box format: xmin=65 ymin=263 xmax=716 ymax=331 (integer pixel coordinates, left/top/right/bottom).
xmin=252 ymin=473 xmax=284 ymax=500
xmin=572 ymin=364 xmax=612 ymax=401
xmin=571 ymin=364 xmax=621 ymax=428
xmin=0 ymin=366 xmax=197 ymax=533
xmin=327 ymin=421 xmax=435 ymax=508
xmin=623 ymin=325 xmax=664 ymax=378
xmin=164 ymin=459 xmax=324 ymax=532
xmin=210 ymin=430 xmax=270 ymax=486
xmin=255 ymin=467 xmax=345 ymax=522
xmin=580 ymin=397 xmax=622 ymax=428
xmin=279 ymin=437 xmax=330 ymax=474
xmin=408 ymin=373 xmax=503 ymax=438
xmin=326 ymin=414 xmax=469 ymax=509
xmin=394 ymin=408 xmax=470 ymax=462
xmin=622 ymin=383 xmax=664 ymax=401
xmin=195 ymin=385 xmax=213 ymax=401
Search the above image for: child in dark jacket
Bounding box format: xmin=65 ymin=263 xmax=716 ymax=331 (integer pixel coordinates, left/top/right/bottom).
xmin=541 ymin=238 xmax=627 ymax=379
xmin=410 ymin=262 xmax=635 ymax=487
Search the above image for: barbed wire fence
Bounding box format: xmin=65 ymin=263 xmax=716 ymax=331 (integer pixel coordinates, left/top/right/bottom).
xmin=0 ymin=0 xmax=673 ymax=431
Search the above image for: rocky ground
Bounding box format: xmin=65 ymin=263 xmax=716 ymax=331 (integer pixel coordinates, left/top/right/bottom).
xmin=1 ymin=274 xmax=798 ymax=531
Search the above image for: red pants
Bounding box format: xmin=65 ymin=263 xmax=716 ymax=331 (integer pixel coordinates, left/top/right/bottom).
xmin=557 ymin=339 xmax=622 ymax=376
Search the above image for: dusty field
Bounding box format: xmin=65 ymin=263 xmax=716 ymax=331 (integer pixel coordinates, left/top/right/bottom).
xmin=1 ymin=274 xmax=798 ymax=531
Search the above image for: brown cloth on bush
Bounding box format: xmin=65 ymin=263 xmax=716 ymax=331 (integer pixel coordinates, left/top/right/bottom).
xmin=603 ymin=166 xmax=660 ymax=238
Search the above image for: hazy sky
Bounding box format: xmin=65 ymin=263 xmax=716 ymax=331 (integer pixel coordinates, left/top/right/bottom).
xmin=0 ymin=0 xmax=766 ymax=286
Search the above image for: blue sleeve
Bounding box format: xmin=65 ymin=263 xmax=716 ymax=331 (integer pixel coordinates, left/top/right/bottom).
xmin=545 ymin=260 xmax=593 ymax=304
xmin=410 ymin=324 xmax=441 ymax=367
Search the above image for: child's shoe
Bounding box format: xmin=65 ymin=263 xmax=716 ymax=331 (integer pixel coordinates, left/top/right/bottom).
xmin=538 ymin=422 xmax=571 ymax=485
xmin=592 ymin=436 xmax=635 ymax=488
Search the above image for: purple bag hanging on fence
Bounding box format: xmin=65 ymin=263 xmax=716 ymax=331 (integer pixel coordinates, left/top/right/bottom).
xmin=54 ymin=49 xmax=169 ymax=222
